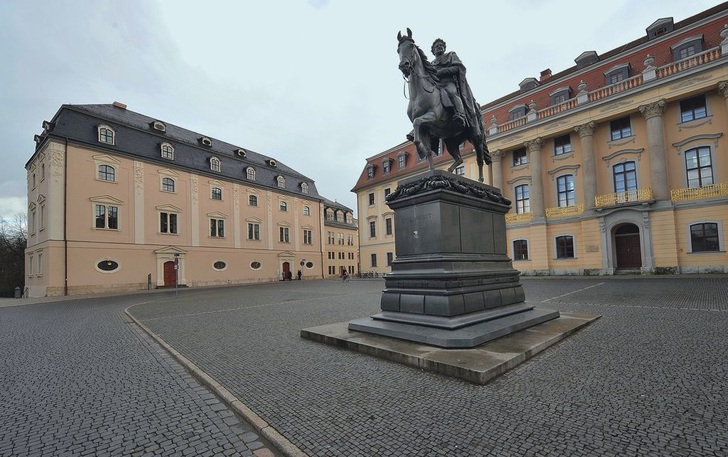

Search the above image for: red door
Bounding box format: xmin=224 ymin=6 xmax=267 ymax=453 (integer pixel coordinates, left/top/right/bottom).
xmin=282 ymin=262 xmax=291 ymax=280
xmin=615 ymin=225 xmax=642 ymax=269
xmin=164 ymin=261 xmax=176 ymax=286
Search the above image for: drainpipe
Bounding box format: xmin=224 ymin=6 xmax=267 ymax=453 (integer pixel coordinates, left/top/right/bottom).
xmin=64 ymin=137 xmax=68 ymax=296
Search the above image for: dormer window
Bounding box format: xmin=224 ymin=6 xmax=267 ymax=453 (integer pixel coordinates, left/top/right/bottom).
xmin=210 ymin=157 xmax=221 ymax=172
xmin=235 ymin=148 xmax=246 ymax=158
xmin=161 ymin=143 xmax=174 ymax=160
xmin=575 ymin=51 xmax=599 ymax=69
xmin=549 ymin=87 xmax=571 ymax=105
xmin=647 ymin=17 xmax=674 ymax=40
xmin=300 ymin=182 xmax=309 ymax=194
xmin=671 ymin=35 xmax=703 ymax=61
xmin=152 ymin=121 xmax=166 ymax=132
xmin=508 ymin=105 xmax=527 ymax=121
xmin=98 ymin=125 xmax=115 ymax=145
xmin=604 ymin=64 xmax=630 ymax=86
xmin=382 ymin=158 xmax=392 ymax=174
xmin=266 ymin=159 xmax=277 ymax=167
xmin=246 ymin=167 xmax=255 ymax=181
xmin=366 ymin=164 xmax=376 ymax=179
xmin=200 ymin=137 xmax=212 ymax=147
xmin=518 ymin=77 xmax=539 ymax=93
xmin=397 ymin=152 xmax=407 ymax=169
xmin=277 ymin=175 xmax=285 ymax=188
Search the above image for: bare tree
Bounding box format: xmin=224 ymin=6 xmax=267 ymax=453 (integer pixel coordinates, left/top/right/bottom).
xmin=0 ymin=213 xmax=27 ymax=297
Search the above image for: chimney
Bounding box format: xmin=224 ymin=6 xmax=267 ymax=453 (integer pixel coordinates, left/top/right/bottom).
xmin=540 ymin=69 xmax=552 ymax=82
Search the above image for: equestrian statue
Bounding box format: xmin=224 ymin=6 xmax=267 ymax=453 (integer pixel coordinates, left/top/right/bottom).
xmin=397 ymin=28 xmax=491 ymax=182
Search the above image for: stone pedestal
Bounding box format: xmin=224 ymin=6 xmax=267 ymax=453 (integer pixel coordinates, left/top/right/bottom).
xmin=349 ymin=170 xmax=559 ymax=348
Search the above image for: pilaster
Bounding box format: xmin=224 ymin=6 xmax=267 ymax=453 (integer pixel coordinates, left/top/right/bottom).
xmin=638 ymin=100 xmax=668 ymax=201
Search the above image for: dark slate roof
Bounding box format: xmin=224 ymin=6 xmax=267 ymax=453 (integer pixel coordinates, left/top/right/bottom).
xmin=321 ymin=196 xmax=353 ymax=213
xmin=33 ymin=103 xmax=322 ymax=200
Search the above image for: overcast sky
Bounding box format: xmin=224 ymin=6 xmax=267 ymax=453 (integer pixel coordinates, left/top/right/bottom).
xmin=0 ymin=0 xmax=720 ymax=219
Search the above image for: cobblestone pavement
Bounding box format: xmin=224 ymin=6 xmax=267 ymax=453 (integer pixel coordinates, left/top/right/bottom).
xmin=0 ymin=294 xmax=281 ymax=457
xmin=128 ymin=277 xmax=728 ymax=457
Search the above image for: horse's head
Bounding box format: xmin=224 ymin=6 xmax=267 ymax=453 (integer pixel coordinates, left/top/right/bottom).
xmin=397 ymin=28 xmax=415 ymax=78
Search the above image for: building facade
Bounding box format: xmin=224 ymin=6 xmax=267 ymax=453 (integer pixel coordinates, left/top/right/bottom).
xmin=322 ymin=198 xmax=359 ymax=277
xmin=26 ymin=103 xmax=353 ymax=297
xmin=353 ymin=4 xmax=728 ymax=276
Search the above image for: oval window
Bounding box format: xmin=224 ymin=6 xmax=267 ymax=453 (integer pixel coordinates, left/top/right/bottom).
xmin=250 ymin=261 xmax=262 ymax=270
xmin=305 ymin=261 xmax=314 ymax=269
xmin=213 ymin=261 xmax=226 ymax=270
xmin=97 ymin=260 xmax=119 ymax=272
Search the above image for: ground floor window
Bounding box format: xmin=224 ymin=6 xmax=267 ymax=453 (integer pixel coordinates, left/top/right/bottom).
xmin=690 ymin=222 xmax=719 ymax=252
xmin=513 ymin=239 xmax=528 ymax=260
xmin=556 ymin=235 xmax=575 ymax=259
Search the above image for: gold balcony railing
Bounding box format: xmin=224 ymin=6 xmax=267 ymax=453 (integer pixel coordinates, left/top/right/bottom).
xmin=671 ymin=182 xmax=728 ymax=202
xmin=595 ymin=188 xmax=653 ymax=207
xmin=545 ymin=204 xmax=584 ymax=218
xmin=505 ymin=212 xmax=533 ymax=223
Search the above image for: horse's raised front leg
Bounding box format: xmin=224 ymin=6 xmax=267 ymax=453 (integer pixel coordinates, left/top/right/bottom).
xmin=412 ymin=113 xmax=437 ymax=171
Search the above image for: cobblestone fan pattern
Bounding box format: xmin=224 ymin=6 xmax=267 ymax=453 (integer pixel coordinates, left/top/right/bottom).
xmin=0 ymin=296 xmax=280 ymax=457
xmin=130 ymin=278 xmax=728 ymax=456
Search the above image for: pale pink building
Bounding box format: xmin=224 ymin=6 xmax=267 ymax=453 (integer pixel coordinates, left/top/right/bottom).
xmin=25 ymin=102 xmax=356 ymax=297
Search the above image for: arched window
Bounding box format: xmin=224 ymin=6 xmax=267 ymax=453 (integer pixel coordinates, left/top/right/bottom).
xmin=303 ymin=205 xmax=311 ymax=216
xmin=246 ymin=167 xmax=255 ymax=181
xmin=162 ymin=177 xmax=175 ymax=192
xmin=98 ymin=125 xmax=115 ymax=145
xmin=248 ymin=195 xmax=258 ymax=206
xmin=161 ymin=143 xmax=174 ymax=160
xmin=98 ymin=164 xmax=116 ymax=182
xmin=279 ymin=201 xmax=288 ymax=212
xmin=211 ymin=187 xmax=222 ymax=200
xmin=277 ymin=176 xmax=285 ymax=188
xmin=301 ymin=182 xmax=309 ymax=194
xmin=210 ymin=157 xmax=221 ymax=172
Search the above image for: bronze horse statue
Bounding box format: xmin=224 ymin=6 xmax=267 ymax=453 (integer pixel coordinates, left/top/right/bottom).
xmin=397 ymin=28 xmax=491 ymax=182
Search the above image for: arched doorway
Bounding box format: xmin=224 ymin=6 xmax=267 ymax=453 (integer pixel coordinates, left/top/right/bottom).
xmin=163 ymin=261 xmax=177 ymax=286
xmin=614 ymin=224 xmax=642 ymax=269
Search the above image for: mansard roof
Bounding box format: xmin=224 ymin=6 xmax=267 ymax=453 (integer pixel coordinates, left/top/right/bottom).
xmin=31 ymin=103 xmax=321 ymax=200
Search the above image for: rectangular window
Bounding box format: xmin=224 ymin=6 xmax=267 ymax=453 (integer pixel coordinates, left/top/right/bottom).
xmin=398 ymin=154 xmax=406 ymax=169
xmin=556 ymin=175 xmax=575 ymax=207
xmin=371 ymin=253 xmax=377 ymax=267
xmin=512 ymin=148 xmax=528 ymax=167
xmin=384 ymin=188 xmax=391 ymax=198
xmin=160 ymin=212 xmax=178 ymax=234
xmin=28 ymin=255 xmax=33 ymax=277
xmin=367 ymin=166 xmax=374 ymax=178
xmin=383 ymin=160 xmax=390 ymax=174
xmin=247 ymin=223 xmax=260 ymax=240
xmin=37 ymin=252 xmax=42 ymax=275
xmin=690 ymin=223 xmax=719 ymax=252
xmin=303 ymin=229 xmax=313 ymax=245
xmin=513 ymin=240 xmax=529 ymax=260
xmin=685 ymin=147 xmax=713 ymax=188
xmin=369 ymin=220 xmax=376 ymax=238
xmin=368 ymin=193 xmax=375 ymax=205
xmin=279 ymin=226 xmax=290 ymax=243
xmin=386 ymin=252 xmax=393 ymax=266
xmin=385 ymin=218 xmax=393 ymax=236
xmin=515 ymin=184 xmax=530 ymax=214
xmin=95 ymin=204 xmax=119 ymax=230
xmin=554 ymin=134 xmax=572 ymax=155
xmin=680 ymin=95 xmax=707 ymax=123
xmin=610 ymin=117 xmax=632 ymax=141
xmin=613 ymin=162 xmax=637 ymax=194
xmin=556 ymin=235 xmax=575 ymax=259
xmin=210 ymin=219 xmax=224 ymax=237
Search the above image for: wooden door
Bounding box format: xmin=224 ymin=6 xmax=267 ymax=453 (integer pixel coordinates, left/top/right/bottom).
xmin=615 ymin=225 xmax=642 ymax=269
xmin=164 ymin=261 xmax=176 ymax=286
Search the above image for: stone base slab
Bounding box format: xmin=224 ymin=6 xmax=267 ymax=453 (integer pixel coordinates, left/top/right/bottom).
xmin=301 ymin=313 xmax=600 ymax=385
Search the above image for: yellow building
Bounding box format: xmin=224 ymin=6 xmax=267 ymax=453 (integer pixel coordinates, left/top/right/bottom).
xmin=353 ymin=4 xmax=728 ymax=275
xmin=322 ymin=198 xmax=359 ymax=277
xmin=25 ymin=102 xmax=354 ymax=297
